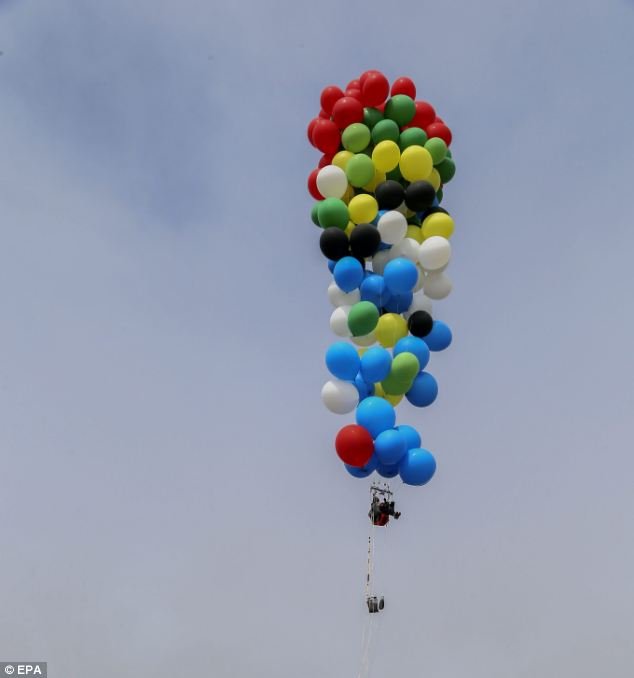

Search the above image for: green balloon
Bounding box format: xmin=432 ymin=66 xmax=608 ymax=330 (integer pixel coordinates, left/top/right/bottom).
xmin=399 ymin=127 xmax=427 ymax=150
xmin=436 ymin=187 xmax=443 ymax=203
xmin=311 ymin=203 xmax=320 ymax=226
xmin=348 ymin=301 xmax=380 ymax=337
xmin=371 ymin=119 xmax=400 ymax=145
xmin=384 ymin=95 xmax=415 ymax=127
xmin=446 ymin=149 xmax=452 ymax=158
xmin=391 ymin=352 xmax=420 ymax=382
xmin=363 ymin=107 xmax=384 ymax=129
xmin=346 ymin=154 xmax=375 ymax=188
xmin=381 ymin=374 xmax=414 ymax=396
xmin=407 ymin=215 xmax=421 ymax=226
xmin=425 ymin=137 xmax=448 ymax=165
xmin=342 ymin=123 xmax=371 ymax=153
xmin=317 ymin=198 xmax=349 ymax=230
xmin=436 ymin=157 xmax=456 ymax=183
xmin=385 ymin=165 xmax=403 ymax=182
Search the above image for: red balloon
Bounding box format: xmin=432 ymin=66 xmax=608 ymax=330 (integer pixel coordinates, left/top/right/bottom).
xmin=347 ymin=78 xmax=361 ymax=90
xmin=335 ymin=424 xmax=374 ymax=467
xmin=318 ymin=154 xmax=333 ymax=168
xmin=318 ymin=109 xmax=330 ymax=119
xmin=426 ymin=121 xmax=452 ymax=146
xmin=307 ymin=168 xmax=323 ymax=200
xmin=312 ymin=118 xmax=341 ymax=154
xmin=345 ymin=87 xmax=362 ymax=101
xmin=411 ymin=101 xmax=436 ymax=130
xmin=332 ymin=96 xmax=364 ymax=129
xmin=359 ymin=69 xmax=382 ymax=86
xmin=391 ymin=76 xmax=416 ymax=99
xmin=307 ymin=117 xmax=320 ymax=145
xmin=320 ymin=85 xmax=344 ymax=116
xmin=361 ymin=71 xmax=389 ymax=107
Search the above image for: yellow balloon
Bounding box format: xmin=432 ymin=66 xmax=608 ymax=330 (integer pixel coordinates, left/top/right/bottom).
xmin=342 ymin=184 xmax=355 ymax=204
xmin=427 ymin=168 xmax=441 ymax=191
xmin=345 ymin=221 xmax=355 ymax=237
xmin=363 ymin=168 xmax=386 ymax=192
xmin=385 ymin=393 xmax=403 ymax=406
xmin=406 ymin=224 xmax=423 ymax=243
xmin=399 ymin=146 xmax=433 ymax=182
xmin=422 ymin=212 xmax=455 ymax=239
xmin=372 ymin=140 xmax=401 ymax=172
xmin=374 ymin=383 xmax=386 ymax=397
xmin=375 ymin=313 xmax=408 ymax=348
xmin=348 ymin=194 xmax=378 ymax=224
xmin=332 ymin=150 xmax=353 ymax=171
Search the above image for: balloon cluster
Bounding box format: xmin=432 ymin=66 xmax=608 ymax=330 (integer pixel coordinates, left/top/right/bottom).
xmin=307 ymin=70 xmax=456 ymax=487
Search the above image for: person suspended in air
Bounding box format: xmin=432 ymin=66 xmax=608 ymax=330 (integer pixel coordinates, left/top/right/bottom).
xmin=368 ymin=496 xmax=401 ymax=526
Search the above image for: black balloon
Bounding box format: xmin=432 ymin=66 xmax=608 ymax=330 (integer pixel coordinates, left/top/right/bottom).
xmin=319 ymin=227 xmax=349 ymax=261
xmin=350 ymin=223 xmax=381 ymax=258
xmin=405 ymin=181 xmax=435 ymax=212
xmin=421 ymin=205 xmax=449 ymax=219
xmin=375 ymin=180 xmax=405 ymax=210
xmin=408 ymin=310 xmax=433 ymax=338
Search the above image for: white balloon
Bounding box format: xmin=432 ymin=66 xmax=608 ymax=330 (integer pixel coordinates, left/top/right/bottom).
xmin=351 ymin=331 xmax=376 ymax=347
xmin=390 ymin=238 xmax=419 ymax=263
xmin=423 ymin=271 xmax=453 ymax=300
xmin=418 ymin=236 xmax=451 ymax=271
xmin=330 ymin=305 xmax=352 ymax=337
xmin=377 ymin=210 xmax=407 ymax=245
xmin=404 ymin=290 xmax=433 ymax=318
xmin=328 ymin=282 xmax=360 ymax=308
xmin=371 ymin=249 xmax=391 ymax=275
xmin=413 ymin=265 xmax=426 ymax=292
xmin=316 ymin=165 xmax=348 ymax=199
xmin=321 ymin=379 xmax=359 ymax=414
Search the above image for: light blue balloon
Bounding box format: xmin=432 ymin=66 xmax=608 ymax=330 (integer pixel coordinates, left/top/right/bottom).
xmin=333 ymin=256 xmax=364 ymax=293
xmin=399 ymin=448 xmax=436 ymax=486
xmin=356 ymin=396 xmax=396 ymax=439
xmin=384 ymin=291 xmax=413 ymax=313
xmin=405 ymin=372 xmax=438 ymax=407
xmin=376 ymin=461 xmax=399 ymax=478
xmin=360 ymin=274 xmax=391 ymax=308
xmin=383 ymin=257 xmax=418 ymax=295
xmin=424 ymin=320 xmax=452 ymax=352
xmin=396 ymin=424 xmax=421 ymax=450
xmin=345 ymin=454 xmax=378 ymax=478
xmin=394 ymin=336 xmax=430 ymax=370
xmin=374 ymin=429 xmax=408 ymax=466
xmin=360 ymin=347 xmax=392 ymax=383
xmin=325 ymin=341 xmax=360 ymax=380
xmin=354 ymin=374 xmax=375 ymax=400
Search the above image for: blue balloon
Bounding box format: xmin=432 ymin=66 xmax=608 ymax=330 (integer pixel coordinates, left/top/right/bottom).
xmin=361 ymin=274 xmax=392 ymax=308
xmin=394 ymin=336 xmax=430 ymax=370
xmin=328 ymin=259 xmax=336 ymax=273
xmin=384 ymin=292 xmax=413 ymax=313
xmin=333 ymin=256 xmax=364 ymax=293
xmin=424 ymin=321 xmax=452 ymax=352
xmin=354 ymin=374 xmax=375 ymax=400
xmin=399 ymin=448 xmax=436 ymax=486
xmin=345 ymin=454 xmax=378 ymax=478
xmin=374 ymin=429 xmax=408 ymax=466
xmin=376 ymin=461 xmax=399 ymax=478
xmin=406 ymin=372 xmax=438 ymax=407
xmin=384 ymin=257 xmax=418 ymax=294
xmin=356 ymin=396 xmax=396 ymax=439
xmin=396 ymin=424 xmax=421 ymax=450
xmin=325 ymin=342 xmax=360 ymax=380
xmin=378 ymin=242 xmax=392 ymax=251
xmin=360 ymin=347 xmax=392 ymax=383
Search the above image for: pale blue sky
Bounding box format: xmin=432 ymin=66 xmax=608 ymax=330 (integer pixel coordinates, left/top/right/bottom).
xmin=1 ymin=1 xmax=634 ymax=676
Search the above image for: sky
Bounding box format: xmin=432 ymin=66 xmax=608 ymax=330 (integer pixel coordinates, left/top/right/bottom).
xmin=1 ymin=0 xmax=634 ymax=676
